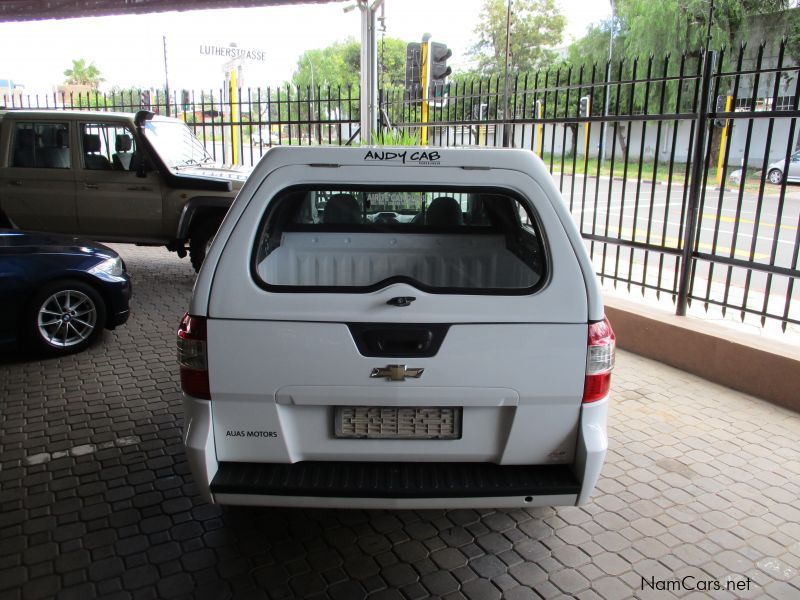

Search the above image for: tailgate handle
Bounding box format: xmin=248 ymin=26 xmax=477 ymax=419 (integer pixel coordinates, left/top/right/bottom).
xmin=365 ymin=328 xmax=434 ymax=355
xmin=386 ymin=296 xmax=416 ymax=307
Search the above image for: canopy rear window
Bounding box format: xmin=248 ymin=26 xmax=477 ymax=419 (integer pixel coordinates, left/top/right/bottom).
xmin=252 ymin=187 xmax=547 ymax=294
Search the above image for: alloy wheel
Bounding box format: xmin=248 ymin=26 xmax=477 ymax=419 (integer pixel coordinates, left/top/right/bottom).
xmin=37 ymin=289 xmax=98 ymax=348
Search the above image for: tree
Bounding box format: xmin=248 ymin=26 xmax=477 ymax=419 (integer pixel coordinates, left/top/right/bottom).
xmin=565 ymin=20 xmax=621 ymax=69
xmin=604 ymin=0 xmax=795 ymax=62
xmin=469 ymin=0 xmax=566 ymax=77
xmin=563 ymin=1 xmax=800 ymax=110
xmin=563 ymin=2 xmax=800 ymax=158
xmin=378 ymin=37 xmax=410 ymax=90
xmin=785 ymin=10 xmax=799 ymax=51
xmin=290 ymin=36 xmax=408 ymax=93
xmin=63 ymin=58 xmax=104 ymax=89
xmin=563 ymin=1 xmax=800 ymax=73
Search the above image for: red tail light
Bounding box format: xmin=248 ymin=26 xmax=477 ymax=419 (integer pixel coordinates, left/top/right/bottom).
xmin=583 ymin=317 xmax=615 ymax=403
xmin=177 ymin=313 xmax=210 ymax=399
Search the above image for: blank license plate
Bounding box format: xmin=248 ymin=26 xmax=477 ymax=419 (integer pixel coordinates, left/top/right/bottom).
xmin=334 ymin=406 xmax=462 ymax=440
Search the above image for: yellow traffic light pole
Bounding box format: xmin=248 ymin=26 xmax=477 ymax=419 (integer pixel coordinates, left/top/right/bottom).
xmin=420 ymin=39 xmax=429 ymax=146
xmin=584 ymin=97 xmax=591 ymax=158
xmin=230 ymin=68 xmax=239 ymax=165
xmin=536 ymin=100 xmax=543 ymax=156
xmin=716 ymin=94 xmax=733 ymax=187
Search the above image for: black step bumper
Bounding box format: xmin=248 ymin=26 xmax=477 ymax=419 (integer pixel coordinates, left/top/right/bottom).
xmin=210 ymin=461 xmax=580 ymax=499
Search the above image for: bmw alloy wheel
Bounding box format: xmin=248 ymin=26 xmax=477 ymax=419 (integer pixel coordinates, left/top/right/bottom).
xmin=37 ymin=289 xmax=98 ymax=348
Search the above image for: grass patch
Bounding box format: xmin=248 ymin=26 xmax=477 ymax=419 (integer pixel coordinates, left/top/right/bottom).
xmin=539 ymin=152 xmax=689 ymax=185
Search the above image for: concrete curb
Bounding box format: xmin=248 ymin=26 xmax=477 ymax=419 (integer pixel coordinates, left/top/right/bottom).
xmin=604 ymin=296 xmax=800 ymax=413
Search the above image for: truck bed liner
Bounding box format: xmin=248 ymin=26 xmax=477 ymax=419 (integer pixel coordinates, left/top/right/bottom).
xmin=258 ymin=232 xmax=539 ymax=288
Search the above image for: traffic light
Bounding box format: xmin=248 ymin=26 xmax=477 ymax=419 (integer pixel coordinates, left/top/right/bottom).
xmin=472 ymin=103 xmax=488 ymax=120
xmin=181 ymin=89 xmax=190 ymax=112
xmin=579 ymin=95 xmax=591 ymax=118
xmin=429 ymin=42 xmax=452 ymax=82
xmin=429 ymin=41 xmax=452 ymax=99
xmin=714 ymin=94 xmax=729 ymax=128
xmin=405 ymin=42 xmax=422 ymax=100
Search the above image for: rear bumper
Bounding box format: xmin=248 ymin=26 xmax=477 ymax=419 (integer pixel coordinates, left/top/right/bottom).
xmin=183 ymin=394 xmax=609 ymax=508
xmin=575 ymin=395 xmax=609 ymax=504
xmin=211 ymin=460 xmax=580 ymax=508
xmin=212 ymin=493 xmax=579 ymax=510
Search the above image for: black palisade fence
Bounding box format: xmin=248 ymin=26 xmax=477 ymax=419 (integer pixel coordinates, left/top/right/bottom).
xmin=2 ymin=84 xmax=360 ymax=165
xmin=385 ymin=44 xmax=799 ymax=332
xmin=3 ymin=43 xmax=798 ymax=332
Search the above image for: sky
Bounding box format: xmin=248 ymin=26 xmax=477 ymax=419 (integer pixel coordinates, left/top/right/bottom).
xmin=0 ymin=0 xmax=612 ymax=95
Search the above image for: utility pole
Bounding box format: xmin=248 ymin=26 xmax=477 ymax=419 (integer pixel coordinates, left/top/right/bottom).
xmin=502 ymin=0 xmax=512 ymax=147
xmin=162 ymin=35 xmax=171 ymax=117
xmin=306 ymin=55 xmax=316 ymax=143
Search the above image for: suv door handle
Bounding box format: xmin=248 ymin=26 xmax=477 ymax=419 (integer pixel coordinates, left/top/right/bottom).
xmin=84 ymin=183 xmax=99 ymax=190
xmin=127 ymin=186 xmax=152 ymax=191
xmin=8 ymin=180 xmax=22 ymax=186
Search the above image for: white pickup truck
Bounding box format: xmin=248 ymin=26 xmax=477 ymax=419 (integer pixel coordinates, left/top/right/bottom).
xmin=179 ymin=146 xmax=614 ymax=509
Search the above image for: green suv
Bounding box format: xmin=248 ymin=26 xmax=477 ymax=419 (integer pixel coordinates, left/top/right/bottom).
xmin=0 ymin=109 xmax=249 ymax=270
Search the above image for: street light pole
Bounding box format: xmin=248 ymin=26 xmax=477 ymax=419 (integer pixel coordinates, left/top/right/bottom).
xmin=162 ymin=35 xmax=171 ymax=116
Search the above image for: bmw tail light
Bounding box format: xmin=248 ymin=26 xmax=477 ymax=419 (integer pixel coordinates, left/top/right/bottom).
xmin=583 ymin=317 xmax=615 ymax=403
xmin=177 ymin=313 xmax=210 ymax=399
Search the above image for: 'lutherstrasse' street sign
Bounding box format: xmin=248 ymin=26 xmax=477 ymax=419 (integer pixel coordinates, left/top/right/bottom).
xmin=199 ymin=44 xmax=265 ymax=62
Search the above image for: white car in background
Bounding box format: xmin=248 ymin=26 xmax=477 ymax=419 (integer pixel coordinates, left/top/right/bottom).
xmin=252 ymin=131 xmax=281 ymax=147
xmin=729 ymin=151 xmax=800 ymax=185
xmin=179 ymin=146 xmax=614 ymax=509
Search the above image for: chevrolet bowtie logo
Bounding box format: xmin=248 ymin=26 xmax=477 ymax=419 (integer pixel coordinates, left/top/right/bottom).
xmin=370 ymin=365 xmax=425 ymax=381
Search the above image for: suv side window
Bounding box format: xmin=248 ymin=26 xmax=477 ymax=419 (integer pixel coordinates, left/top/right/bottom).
xmin=11 ymin=122 xmax=70 ymax=169
xmin=81 ymin=123 xmax=137 ymax=171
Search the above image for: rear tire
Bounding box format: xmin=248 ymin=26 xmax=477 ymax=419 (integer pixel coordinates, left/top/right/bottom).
xmin=189 ymin=218 xmax=222 ymax=272
xmin=768 ymin=168 xmax=784 ymax=184
xmin=24 ymin=279 xmax=106 ymax=356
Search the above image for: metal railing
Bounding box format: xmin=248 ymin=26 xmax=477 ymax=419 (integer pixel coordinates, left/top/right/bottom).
xmin=1 ymin=84 xmax=361 ymax=166
xmin=3 ymin=43 xmax=798 ymax=331
xmin=384 ymin=43 xmax=800 ymax=332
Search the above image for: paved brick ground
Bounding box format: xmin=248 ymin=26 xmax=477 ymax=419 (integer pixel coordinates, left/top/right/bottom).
xmin=1 ymin=245 xmax=799 ymax=600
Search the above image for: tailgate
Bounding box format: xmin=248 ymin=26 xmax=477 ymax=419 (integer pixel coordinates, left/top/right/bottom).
xmin=204 ymin=165 xmax=591 ymax=468
xmin=208 ymin=321 xmax=587 ymax=464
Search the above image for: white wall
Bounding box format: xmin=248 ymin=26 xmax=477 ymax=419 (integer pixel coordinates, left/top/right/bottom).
xmin=432 ymin=116 xmax=800 ymax=171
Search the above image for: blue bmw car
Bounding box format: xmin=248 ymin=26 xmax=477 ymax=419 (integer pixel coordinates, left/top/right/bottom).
xmin=0 ymin=219 xmax=131 ymax=355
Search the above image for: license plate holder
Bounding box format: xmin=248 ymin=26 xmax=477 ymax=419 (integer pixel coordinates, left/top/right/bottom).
xmin=334 ymin=406 xmax=462 ymax=440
